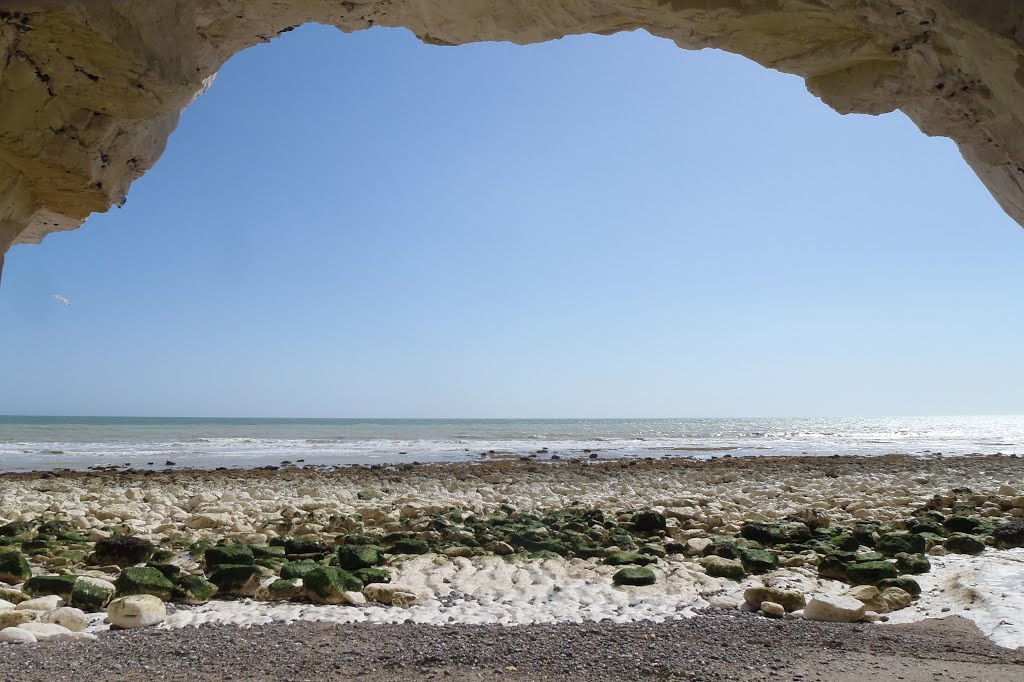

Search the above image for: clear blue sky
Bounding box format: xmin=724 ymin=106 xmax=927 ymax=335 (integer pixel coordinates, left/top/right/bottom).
xmin=2 ymin=25 xmax=1023 ymax=418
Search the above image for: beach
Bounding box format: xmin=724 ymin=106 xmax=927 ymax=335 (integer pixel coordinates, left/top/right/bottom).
xmin=0 ymin=454 xmax=1023 ymax=679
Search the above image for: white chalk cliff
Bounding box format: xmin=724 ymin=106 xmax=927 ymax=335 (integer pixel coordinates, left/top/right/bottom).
xmin=1 ymin=1 xmax=1022 ymax=274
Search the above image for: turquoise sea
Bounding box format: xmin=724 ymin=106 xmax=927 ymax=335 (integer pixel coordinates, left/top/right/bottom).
xmin=0 ymin=415 xmax=1022 ymax=471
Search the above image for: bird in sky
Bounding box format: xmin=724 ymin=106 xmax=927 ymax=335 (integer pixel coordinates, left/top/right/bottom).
xmin=52 ymin=294 xmax=70 ymax=306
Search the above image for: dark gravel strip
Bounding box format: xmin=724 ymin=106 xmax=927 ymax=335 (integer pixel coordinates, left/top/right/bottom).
xmin=0 ymin=613 xmax=1021 ymax=682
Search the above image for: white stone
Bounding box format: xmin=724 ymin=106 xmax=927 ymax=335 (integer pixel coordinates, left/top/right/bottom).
xmin=16 ymin=596 xmax=64 ymax=611
xmin=17 ymin=622 xmax=74 ymax=641
xmin=0 ymin=626 xmax=36 ymax=643
xmin=803 ymin=595 xmax=867 ymax=623
xmin=363 ymin=583 xmax=418 ymax=606
xmin=39 ymin=607 xmax=88 ymax=632
xmin=106 ymin=594 xmax=166 ymax=629
xmin=0 ymin=599 xmax=15 ymax=610
xmin=760 ymin=601 xmax=785 ymax=618
xmin=342 ymin=591 xmax=367 ymax=606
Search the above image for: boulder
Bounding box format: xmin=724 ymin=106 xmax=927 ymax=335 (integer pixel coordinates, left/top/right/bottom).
xmin=877 ymin=577 xmax=922 ymax=598
xmin=303 ymin=567 xmax=363 ymax=605
xmin=114 ymin=567 xmax=175 ymax=601
xmin=876 ymin=532 xmax=926 ymax=557
xmin=0 ymin=626 xmax=36 ymax=643
xmin=91 ymin=535 xmax=154 ymax=568
xmin=16 ymin=595 xmax=64 ymax=611
xmin=944 ymin=534 xmax=985 ymax=555
xmin=204 ymin=544 xmax=255 ymax=571
xmin=70 ymin=576 xmax=115 ymax=612
xmin=743 ymin=587 xmax=805 ymax=612
xmin=895 ymin=553 xmax=930 ymax=574
xmin=0 ymin=610 xmax=36 ymax=628
xmin=22 ymin=575 xmax=77 ymax=600
xmin=603 ymin=552 xmax=656 ymax=567
xmin=256 ymin=578 xmax=303 ymax=601
xmin=612 ymin=567 xmax=656 ymax=586
xmin=207 ymin=564 xmax=262 ymax=597
xmin=699 ymin=556 xmax=745 ymax=580
xmin=337 ymin=545 xmax=381 ymax=570
xmin=0 ymin=551 xmax=31 ymax=584
xmin=363 ymin=583 xmax=418 ymax=606
xmin=803 ymin=595 xmax=867 ymax=623
xmin=107 ymin=594 xmax=166 ymax=628
xmin=38 ymin=607 xmax=87 ymax=632
xmin=388 ymin=538 xmax=430 ymax=555
xmin=280 ymin=560 xmax=320 ymax=580
xmin=993 ymin=520 xmax=1024 ymax=548
xmin=171 ymin=574 xmax=218 ymax=604
xmin=845 ymin=560 xmax=898 ymax=585
xmin=17 ymin=622 xmax=96 ymax=642
xmin=631 ymin=510 xmax=667 ymax=533
xmin=846 ymin=585 xmax=889 ymax=614
xmin=881 ymin=587 xmax=913 ymax=611
xmin=353 ymin=568 xmax=391 ymax=585
xmin=739 ymin=548 xmax=778 ymax=574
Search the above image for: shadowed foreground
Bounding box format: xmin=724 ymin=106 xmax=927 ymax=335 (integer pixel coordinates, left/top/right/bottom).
xmin=0 ymin=614 xmax=1021 ymax=682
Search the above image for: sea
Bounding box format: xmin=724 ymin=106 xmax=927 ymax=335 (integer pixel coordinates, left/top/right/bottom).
xmin=0 ymin=415 xmax=1022 ymax=472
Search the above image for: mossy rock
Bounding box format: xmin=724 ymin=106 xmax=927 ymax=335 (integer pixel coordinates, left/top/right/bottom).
xmin=0 ymin=550 xmax=31 ymax=584
xmin=204 ymin=544 xmax=254 ymax=572
xmin=993 ymin=520 xmax=1024 ymax=549
xmin=739 ymin=548 xmax=778 ymax=574
xmin=853 ymin=551 xmax=885 ymax=563
xmin=70 ymin=576 xmax=115 ymax=612
xmin=895 ymin=553 xmax=930 ymax=574
xmin=207 ymin=564 xmax=263 ymax=597
xmin=526 ymin=550 xmax=563 ymax=561
xmin=905 ymin=518 xmax=944 ymax=536
xmin=877 ymin=576 xmax=921 ymax=597
xmin=740 ymin=521 xmax=810 ymax=546
xmin=613 ymin=566 xmax=656 ymax=586
xmin=639 ymin=543 xmax=667 ymax=558
xmin=115 ymin=566 xmax=175 ymax=601
xmin=943 ymin=516 xmax=986 ymax=534
xmin=280 ymin=560 xmax=321 ymax=580
xmin=0 ymin=536 xmax=27 ymax=547
xmin=354 ymin=568 xmax=391 ymax=585
xmin=876 ymin=532 xmax=926 ymax=557
xmin=699 ymin=556 xmax=745 ymax=580
xmin=21 ymin=539 xmax=58 ymax=555
xmin=93 ymin=535 xmax=155 ymax=568
xmin=631 ymin=510 xmax=666 ymax=533
xmin=251 ymin=545 xmax=286 ymax=559
xmin=573 ymin=542 xmax=605 ymax=559
xmin=917 ymin=532 xmax=945 ymax=550
xmin=845 ymin=560 xmax=899 ymax=585
xmin=389 ymin=538 xmax=430 ymax=555
xmin=146 ymin=562 xmax=181 ymax=580
xmin=603 ymin=551 xmax=656 ymax=567
xmin=172 ymin=574 xmax=218 ymax=605
xmin=256 ymin=557 xmax=288 ymax=571
xmin=340 ymin=533 xmax=376 ymax=546
xmin=265 ymin=578 xmax=303 ymax=601
xmin=283 ymin=537 xmax=330 ymax=556
xmin=56 ymin=530 xmax=89 ymax=544
xmin=743 ymin=586 xmax=805 ymax=612
xmin=23 ymin=574 xmax=77 ymax=599
xmin=0 ymin=587 xmax=26 ymax=603
xmin=337 ymin=545 xmax=382 ymax=570
xmin=828 ymin=533 xmax=860 ymax=552
xmin=944 ymin=533 xmax=985 ymax=555
xmin=818 ymin=553 xmax=853 ymax=581
xmin=0 ymin=521 xmax=35 ymax=537
xmin=302 ymin=567 xmax=363 ymax=604
xmin=701 ymin=536 xmax=739 ymax=560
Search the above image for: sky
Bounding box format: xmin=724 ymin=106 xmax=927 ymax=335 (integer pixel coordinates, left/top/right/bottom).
xmin=1 ymin=24 xmax=1023 ymax=418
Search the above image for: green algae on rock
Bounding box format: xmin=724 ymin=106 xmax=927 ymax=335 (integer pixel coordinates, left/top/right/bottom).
xmin=612 ymin=566 xmax=656 ymax=586
xmin=115 ymin=566 xmax=176 ymax=601
xmin=0 ymin=550 xmax=31 ymax=583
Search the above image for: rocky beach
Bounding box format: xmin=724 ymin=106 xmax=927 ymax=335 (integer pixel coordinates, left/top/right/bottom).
xmin=0 ymin=454 xmax=1022 ymax=679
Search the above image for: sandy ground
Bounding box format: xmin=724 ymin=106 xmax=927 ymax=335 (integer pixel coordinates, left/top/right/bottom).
xmin=0 ymin=614 xmax=1021 ymax=681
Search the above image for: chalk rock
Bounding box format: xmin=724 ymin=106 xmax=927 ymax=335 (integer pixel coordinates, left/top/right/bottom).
xmin=106 ymin=594 xmax=166 ymax=629
xmin=16 ymin=596 xmax=64 ymax=611
xmin=363 ymin=583 xmax=419 ymax=606
xmin=16 ymin=622 xmax=94 ymax=642
xmin=38 ymin=607 xmax=88 ymax=632
xmin=760 ymin=601 xmax=785 ymax=618
xmin=0 ymin=627 xmax=36 ymax=643
xmin=803 ymin=595 xmax=867 ymax=623
xmin=185 ymin=513 xmax=234 ymax=530
xmin=0 ymin=610 xmax=36 ymax=629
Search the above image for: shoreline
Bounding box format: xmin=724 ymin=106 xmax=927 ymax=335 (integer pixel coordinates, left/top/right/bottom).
xmin=1 ymin=453 xmax=1023 ymax=656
